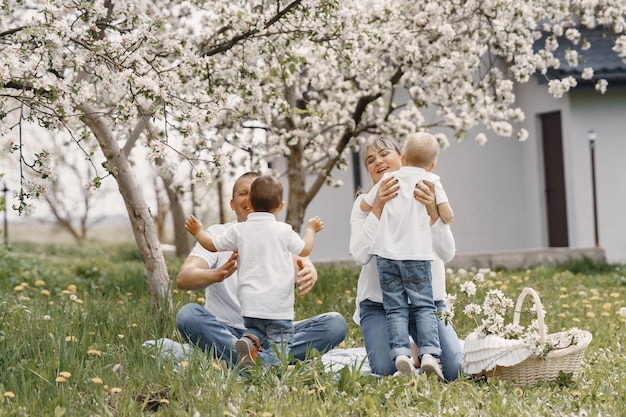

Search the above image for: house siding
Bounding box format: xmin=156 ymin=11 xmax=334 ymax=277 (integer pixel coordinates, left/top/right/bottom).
xmin=295 ymin=78 xmax=626 ymax=264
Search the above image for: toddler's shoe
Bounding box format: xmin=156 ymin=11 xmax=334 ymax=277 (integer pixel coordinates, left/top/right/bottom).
xmin=395 ymin=354 xmax=415 ymax=376
xmin=420 ymin=353 xmax=445 ymax=381
xmin=235 ymin=335 xmax=261 ymax=369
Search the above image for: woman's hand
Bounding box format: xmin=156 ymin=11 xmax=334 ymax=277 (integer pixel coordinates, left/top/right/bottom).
xmin=414 ymin=180 xmax=439 ymax=225
xmin=371 ymin=176 xmax=399 ymax=219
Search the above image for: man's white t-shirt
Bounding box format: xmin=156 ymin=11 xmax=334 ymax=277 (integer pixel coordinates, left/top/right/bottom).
xmin=188 ymin=222 xmax=246 ymax=329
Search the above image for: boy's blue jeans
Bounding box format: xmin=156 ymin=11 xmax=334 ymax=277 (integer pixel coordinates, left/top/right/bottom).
xmin=376 ymin=257 xmax=441 ymax=361
xmin=359 ymin=298 xmax=463 ymax=379
xmin=243 ymin=317 xmax=293 ymax=366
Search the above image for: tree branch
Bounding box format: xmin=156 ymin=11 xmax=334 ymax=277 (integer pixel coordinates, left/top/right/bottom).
xmin=201 ymin=0 xmax=303 ymax=57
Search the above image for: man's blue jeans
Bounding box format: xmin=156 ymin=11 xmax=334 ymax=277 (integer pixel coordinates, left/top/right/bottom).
xmin=176 ymin=303 xmax=347 ymax=365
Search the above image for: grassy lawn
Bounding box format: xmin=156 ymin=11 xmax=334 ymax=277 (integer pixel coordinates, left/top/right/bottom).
xmin=0 ymin=242 xmax=624 ymax=416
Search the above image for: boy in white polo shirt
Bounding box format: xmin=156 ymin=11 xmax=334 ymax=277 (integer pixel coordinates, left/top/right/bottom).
xmin=185 ymin=175 xmax=323 ymax=368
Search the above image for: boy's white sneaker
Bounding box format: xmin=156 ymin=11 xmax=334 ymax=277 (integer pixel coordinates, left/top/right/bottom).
xmin=420 ymin=353 xmax=445 ymax=381
xmin=395 ymin=355 xmax=415 ymax=376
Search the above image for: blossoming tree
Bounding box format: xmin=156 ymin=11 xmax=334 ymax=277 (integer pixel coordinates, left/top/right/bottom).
xmin=2 ymin=0 xmax=625 ymax=309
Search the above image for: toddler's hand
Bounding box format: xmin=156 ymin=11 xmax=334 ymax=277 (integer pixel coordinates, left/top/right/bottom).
xmin=184 ymin=215 xmax=203 ymax=236
xmin=306 ymin=215 xmax=324 ymax=233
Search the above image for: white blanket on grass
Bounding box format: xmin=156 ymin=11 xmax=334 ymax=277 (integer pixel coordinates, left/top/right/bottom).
xmin=143 ymin=338 xmax=372 ymax=375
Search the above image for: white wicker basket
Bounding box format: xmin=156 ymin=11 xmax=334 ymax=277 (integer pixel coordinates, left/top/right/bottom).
xmin=478 ymin=287 xmax=592 ymax=385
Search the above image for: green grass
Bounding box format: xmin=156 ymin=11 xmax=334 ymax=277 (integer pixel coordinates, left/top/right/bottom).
xmin=0 ymin=242 xmax=625 ymax=416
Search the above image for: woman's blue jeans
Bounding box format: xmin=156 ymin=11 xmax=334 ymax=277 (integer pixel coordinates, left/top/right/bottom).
xmin=359 ymin=298 xmax=463 ymax=380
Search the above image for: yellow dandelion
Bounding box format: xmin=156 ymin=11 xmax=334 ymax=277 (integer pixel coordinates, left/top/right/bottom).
xmin=3 ymin=391 xmax=15 ymax=399
xmin=14 ymin=285 xmax=24 ymax=292
xmin=87 ymin=349 xmax=102 ymax=356
xmin=560 ymin=287 xmax=567 ymax=292
xmin=110 ymin=387 xmax=122 ymax=394
xmin=179 ymin=361 xmax=189 ymax=369
xmin=212 ymin=362 xmax=221 ymax=371
xmin=196 ymin=297 xmax=205 ymax=305
xmin=130 ymin=323 xmax=138 ymax=328
xmin=590 ymin=295 xmax=602 ymax=301
xmin=602 ymin=303 xmax=613 ymax=311
xmin=601 ymin=312 xmax=610 ymax=317
xmin=316 ymin=299 xmax=323 ymax=305
xmin=35 ymin=280 xmax=46 ymax=287
xmin=223 ymin=412 xmax=232 ymax=416
xmin=19 ymin=296 xmax=31 ymax=302
xmin=559 ymin=294 xmax=568 ymax=299
xmin=117 ymin=300 xmax=124 ymax=305
xmin=67 ymin=284 xmax=77 ymax=294
xmin=344 ymin=290 xmax=352 ymax=295
xmin=126 ymin=292 xmax=133 ymax=296
xmin=75 ymin=299 xmax=84 ymax=304
xmin=55 ymin=376 xmax=67 ymax=383
xmin=562 ymin=304 xmax=569 ymax=309
xmin=572 ymin=317 xmax=580 ymax=323
xmin=40 ymin=289 xmax=50 ymax=296
xmin=557 ymin=313 xmax=566 ymax=318
xmin=572 ymin=391 xmax=582 ymax=398
xmin=159 ymin=399 xmax=170 ymax=405
xmin=610 ymin=292 xmax=620 ymax=298
xmin=20 ymin=282 xmax=29 ymax=287
xmin=308 ymin=388 xmax=316 ymax=395
xmin=500 ymin=284 xmax=508 ymax=291
xmin=186 ymin=290 xmax=192 ymax=295
xmin=61 ymin=290 xmax=71 ymax=295
xmin=262 ymin=412 xmax=273 ymax=417
xmin=586 ymin=311 xmax=596 ymax=318
xmin=317 ymin=386 xmax=326 ymax=393
xmin=173 ymin=289 xmax=179 ymax=294
xmin=65 ymin=336 xmax=77 ymax=342
xmin=91 ymin=377 xmax=104 ymax=384
xmin=59 ymin=371 xmax=71 ymax=378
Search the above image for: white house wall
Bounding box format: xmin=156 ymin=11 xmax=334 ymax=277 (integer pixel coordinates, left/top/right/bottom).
xmin=568 ymin=88 xmax=626 ymax=263
xmin=278 ymin=80 xmax=626 ymax=264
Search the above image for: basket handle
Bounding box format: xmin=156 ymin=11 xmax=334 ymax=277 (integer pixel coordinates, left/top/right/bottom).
xmin=512 ymin=287 xmax=547 ymax=343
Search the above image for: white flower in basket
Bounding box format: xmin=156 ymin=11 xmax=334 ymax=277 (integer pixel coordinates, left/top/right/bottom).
xmin=446 ymin=271 xmax=592 ymax=385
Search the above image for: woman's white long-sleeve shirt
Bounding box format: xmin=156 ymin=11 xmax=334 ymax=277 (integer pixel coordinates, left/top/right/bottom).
xmin=349 ymin=194 xmax=456 ymax=324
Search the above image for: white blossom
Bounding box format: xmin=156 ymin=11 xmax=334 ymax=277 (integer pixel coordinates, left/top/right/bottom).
xmin=474 ymin=133 xmax=488 ymax=146
xmin=460 ymin=281 xmax=477 ymax=296
xmin=582 ymin=67 xmax=594 ymax=80
xmin=3 ymin=0 xmax=626 ymax=219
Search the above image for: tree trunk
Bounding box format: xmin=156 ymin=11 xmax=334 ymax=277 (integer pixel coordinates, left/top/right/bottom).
xmin=162 ymin=174 xmax=191 ymax=257
xmin=285 ymin=140 xmax=307 ymax=233
xmin=79 ymin=103 xmax=173 ymax=312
